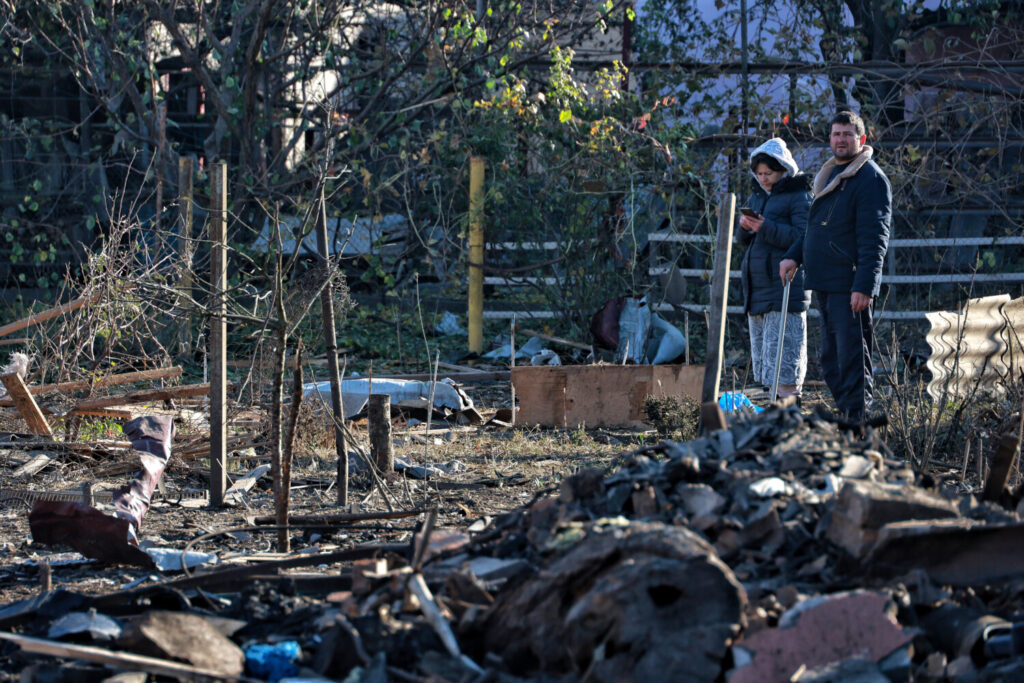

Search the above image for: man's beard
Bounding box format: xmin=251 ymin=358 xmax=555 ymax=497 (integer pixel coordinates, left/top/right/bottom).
xmin=833 ymin=146 xmax=858 ymax=162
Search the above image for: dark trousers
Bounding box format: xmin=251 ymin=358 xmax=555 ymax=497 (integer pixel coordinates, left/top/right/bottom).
xmin=815 ymin=291 xmax=873 ymax=421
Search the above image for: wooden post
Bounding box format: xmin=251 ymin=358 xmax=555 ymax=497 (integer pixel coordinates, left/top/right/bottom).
xmin=81 ymin=482 xmax=94 ymax=507
xmin=983 ymin=405 xmax=1024 ymax=501
xmin=178 ymin=157 xmax=195 ymax=357
xmin=510 ymin=316 xmax=516 ymax=426
xmin=209 ymin=161 xmax=228 ymax=507
xmin=468 ymin=156 xmax=484 ymax=354
xmin=368 ymin=394 xmax=394 ymax=473
xmin=701 ymin=193 xmax=735 ymax=406
xmin=684 ymin=311 xmax=690 ymax=365
xmin=38 ymin=559 xmax=51 ymax=594
xmin=1 ymin=373 xmax=53 ymax=437
xmin=315 ymin=189 xmax=348 ymax=506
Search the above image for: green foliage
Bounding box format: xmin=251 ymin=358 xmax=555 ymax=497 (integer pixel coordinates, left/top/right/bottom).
xmin=333 ymin=303 xmax=478 ymax=375
xmin=78 ymin=418 xmax=125 ymax=441
xmin=643 ymin=393 xmax=700 ymax=441
xmin=424 ymin=45 xmax=699 ymax=332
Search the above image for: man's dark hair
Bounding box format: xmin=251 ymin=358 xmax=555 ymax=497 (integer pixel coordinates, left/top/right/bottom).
xmin=831 ymin=111 xmax=866 ymax=137
xmin=750 ymin=153 xmax=786 ymax=173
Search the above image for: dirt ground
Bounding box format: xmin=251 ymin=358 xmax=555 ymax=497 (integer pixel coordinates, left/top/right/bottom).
xmin=0 ymin=378 xmax=679 ymax=605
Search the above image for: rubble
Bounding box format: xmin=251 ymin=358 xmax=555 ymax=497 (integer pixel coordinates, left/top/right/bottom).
xmin=730 ymin=590 xmax=913 ymax=683
xmin=826 ymin=479 xmax=959 ymax=557
xmin=3 ymin=400 xmax=1024 ymax=681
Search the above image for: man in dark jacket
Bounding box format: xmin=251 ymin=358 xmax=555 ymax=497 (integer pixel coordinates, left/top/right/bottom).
xmin=780 ymin=111 xmax=892 ymax=423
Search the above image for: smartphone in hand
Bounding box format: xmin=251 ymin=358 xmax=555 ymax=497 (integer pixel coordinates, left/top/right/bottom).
xmin=739 ymin=207 xmax=760 ymax=218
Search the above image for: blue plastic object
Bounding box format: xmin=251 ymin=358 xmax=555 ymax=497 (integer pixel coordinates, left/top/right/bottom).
xmin=245 ymin=641 xmax=301 ymax=682
xmin=718 ymin=392 xmax=763 ymax=413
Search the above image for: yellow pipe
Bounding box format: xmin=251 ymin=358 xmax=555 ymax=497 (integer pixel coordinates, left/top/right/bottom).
xmin=468 ymin=156 xmax=485 ymax=353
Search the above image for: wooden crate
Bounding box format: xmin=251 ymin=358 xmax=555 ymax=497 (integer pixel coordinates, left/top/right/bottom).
xmin=511 ymin=364 xmax=704 ymax=429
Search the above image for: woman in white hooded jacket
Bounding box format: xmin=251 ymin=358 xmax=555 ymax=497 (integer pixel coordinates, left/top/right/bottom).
xmin=737 ymin=138 xmax=812 ymax=398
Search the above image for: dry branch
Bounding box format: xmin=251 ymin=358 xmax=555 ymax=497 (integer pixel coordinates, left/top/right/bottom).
xmin=0 ymin=295 xmax=99 ymax=339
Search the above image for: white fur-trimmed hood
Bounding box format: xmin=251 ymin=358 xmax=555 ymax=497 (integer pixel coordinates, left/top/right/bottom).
xmin=748 ymin=138 xmax=800 ymax=182
xmin=813 ymin=146 xmax=874 ymax=199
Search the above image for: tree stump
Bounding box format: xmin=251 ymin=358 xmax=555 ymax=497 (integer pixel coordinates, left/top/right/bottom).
xmin=368 ymin=394 xmax=393 ymax=473
xmin=477 ymin=521 xmax=746 ymax=681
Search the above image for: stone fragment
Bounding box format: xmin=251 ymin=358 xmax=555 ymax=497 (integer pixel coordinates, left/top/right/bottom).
xmin=729 ymin=591 xmax=912 ymax=683
xmin=118 ymin=611 xmax=245 ymax=677
xmin=676 ymin=483 xmax=726 ymax=518
xmin=826 ymin=480 xmax=958 ymax=557
xmin=869 ymin=519 xmax=1024 ymax=585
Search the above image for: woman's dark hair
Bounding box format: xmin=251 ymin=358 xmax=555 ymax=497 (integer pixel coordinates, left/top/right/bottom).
xmin=750 ymin=153 xmax=785 ymax=173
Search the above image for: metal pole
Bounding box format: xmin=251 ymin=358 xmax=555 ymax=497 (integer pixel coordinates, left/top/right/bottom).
xmin=209 ymin=161 xmax=228 ymax=507
xmin=770 ymin=279 xmax=792 ymax=403
xmin=621 ymin=3 xmax=634 ymax=92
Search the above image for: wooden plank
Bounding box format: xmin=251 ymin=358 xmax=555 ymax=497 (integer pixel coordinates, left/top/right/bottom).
xmin=0 ymin=294 xmax=99 ymax=339
xmin=13 ymin=453 xmax=53 ymax=480
xmin=0 ymin=366 xmax=182 ymax=407
xmin=702 ymin=193 xmax=735 ymax=404
xmin=511 ymin=365 xmax=703 ymax=429
xmin=0 ymin=632 xmax=259 ymax=682
xmin=700 ymin=401 xmax=727 ymax=432
xmin=653 ymin=364 xmax=704 ymax=404
xmin=69 ymin=382 xmax=212 ymax=410
xmin=567 ymin=365 xmax=701 ymax=428
xmin=512 ymin=366 xmax=567 ymax=428
xmin=65 ymin=408 xmax=133 ymax=419
xmin=0 ymin=373 xmax=52 ymax=436
xmin=210 ymin=161 xmax=228 ymax=507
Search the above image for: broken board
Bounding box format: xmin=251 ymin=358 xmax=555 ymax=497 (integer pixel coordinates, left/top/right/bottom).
xmin=511 ymin=364 xmax=704 ymax=429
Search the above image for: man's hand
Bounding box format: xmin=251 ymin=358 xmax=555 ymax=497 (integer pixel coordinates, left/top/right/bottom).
xmin=779 ymin=258 xmax=798 ymax=283
xmin=850 ymin=292 xmax=872 ymax=312
xmin=739 ymin=215 xmax=764 ymax=232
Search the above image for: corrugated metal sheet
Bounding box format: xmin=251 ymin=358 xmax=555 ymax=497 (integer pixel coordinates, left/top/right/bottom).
xmin=925 ymin=294 xmax=1024 ymax=401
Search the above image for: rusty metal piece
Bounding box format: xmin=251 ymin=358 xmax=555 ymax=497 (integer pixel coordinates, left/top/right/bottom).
xmin=28 ymin=501 xmax=154 ymax=567
xmin=1 ymin=488 xmax=108 ymax=505
xmin=26 ymin=416 xmax=174 ymax=567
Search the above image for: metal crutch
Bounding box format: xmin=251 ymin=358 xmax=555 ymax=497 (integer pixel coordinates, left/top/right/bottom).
xmin=770 ymin=275 xmax=793 ymax=403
